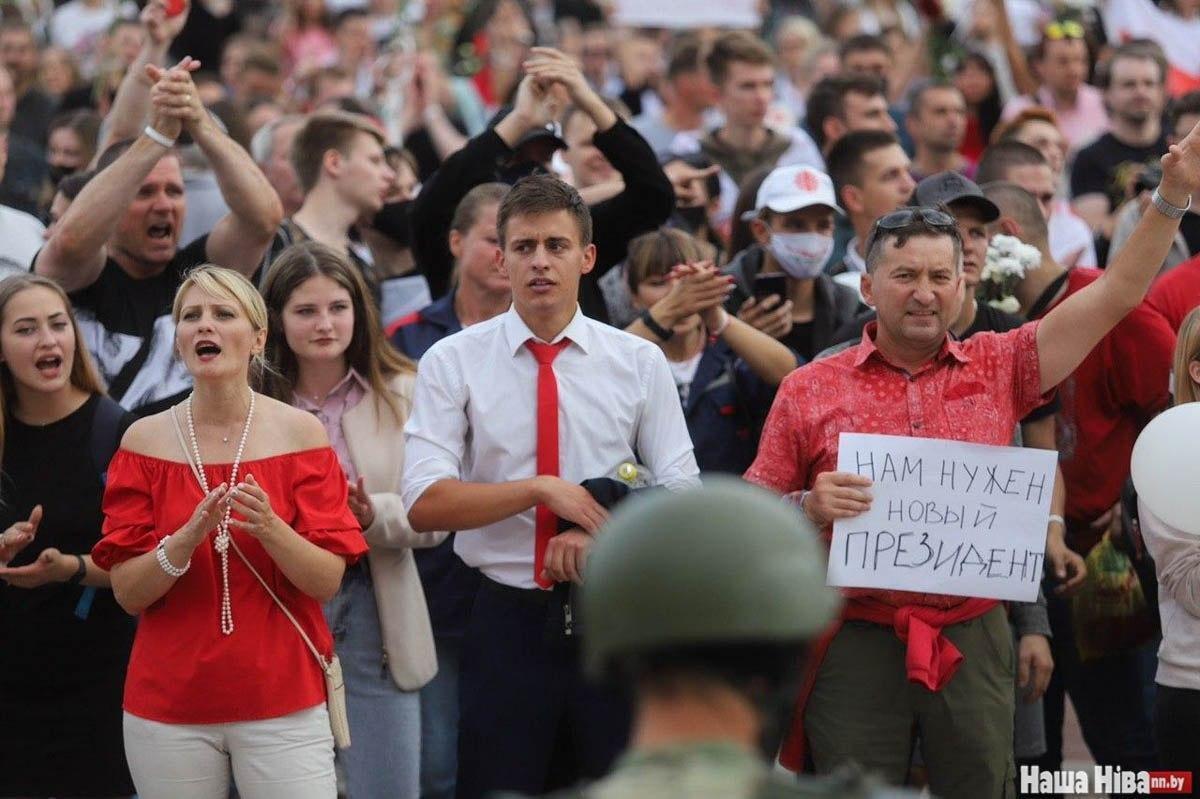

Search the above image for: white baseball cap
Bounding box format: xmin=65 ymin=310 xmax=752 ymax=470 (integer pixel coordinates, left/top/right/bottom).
xmin=742 ymin=165 xmax=843 ymax=221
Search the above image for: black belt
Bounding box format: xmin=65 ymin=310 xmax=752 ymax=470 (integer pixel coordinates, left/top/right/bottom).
xmin=480 ymin=575 xmax=553 ymax=606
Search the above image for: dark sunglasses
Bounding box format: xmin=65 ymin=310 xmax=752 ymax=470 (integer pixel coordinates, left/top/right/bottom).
xmin=1044 ymin=20 xmax=1085 ymax=40
xmin=865 ymin=207 xmax=957 ymax=252
xmin=874 ymin=207 xmax=956 ymax=231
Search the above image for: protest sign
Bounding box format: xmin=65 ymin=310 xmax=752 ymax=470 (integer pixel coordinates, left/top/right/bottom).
xmin=828 ymin=433 xmax=1056 ymax=602
xmin=610 ymin=0 xmax=761 ymax=29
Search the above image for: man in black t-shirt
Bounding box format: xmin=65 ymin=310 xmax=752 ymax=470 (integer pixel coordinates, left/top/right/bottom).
xmin=1070 ymin=44 xmax=1168 ymax=244
xmin=34 ymin=60 xmax=282 ymax=415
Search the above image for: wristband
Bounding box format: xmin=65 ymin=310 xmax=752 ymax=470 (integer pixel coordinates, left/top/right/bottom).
xmin=1151 ymin=187 xmax=1191 ymax=219
xmin=1047 ymin=514 xmax=1065 ymax=528
xmin=640 ymin=309 xmax=674 ymax=342
xmin=66 ymin=554 xmax=87 ymax=585
xmin=143 ymin=125 xmax=176 ymax=149
xmin=708 ymin=309 xmax=732 ymax=343
xmin=156 ymin=535 xmax=190 ymax=578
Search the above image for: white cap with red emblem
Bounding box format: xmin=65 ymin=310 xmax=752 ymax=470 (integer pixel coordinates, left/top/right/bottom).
xmin=745 ymin=165 xmax=844 ymax=220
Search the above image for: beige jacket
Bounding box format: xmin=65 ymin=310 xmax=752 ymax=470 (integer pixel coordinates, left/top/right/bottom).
xmin=342 ymin=371 xmax=447 ymax=691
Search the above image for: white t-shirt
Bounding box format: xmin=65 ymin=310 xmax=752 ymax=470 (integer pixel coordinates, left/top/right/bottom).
xmin=1049 ymin=201 xmax=1098 ymax=269
xmin=49 ymin=1 xmax=120 ymax=75
xmin=667 ymin=350 xmax=704 ymax=406
xmin=0 ymin=204 xmax=45 ymax=273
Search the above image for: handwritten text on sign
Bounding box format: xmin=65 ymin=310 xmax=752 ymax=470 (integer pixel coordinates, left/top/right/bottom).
xmin=828 ymin=433 xmax=1056 ymax=602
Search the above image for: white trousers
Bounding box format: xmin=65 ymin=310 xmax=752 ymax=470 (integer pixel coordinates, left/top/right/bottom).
xmin=123 ymin=705 xmax=336 ymax=799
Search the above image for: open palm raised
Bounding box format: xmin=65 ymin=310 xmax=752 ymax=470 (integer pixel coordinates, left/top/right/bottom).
xmin=1160 ymin=119 xmax=1200 ymax=203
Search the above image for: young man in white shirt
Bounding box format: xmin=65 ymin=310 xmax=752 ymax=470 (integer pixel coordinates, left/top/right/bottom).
xmin=402 ymin=174 xmax=700 ymax=799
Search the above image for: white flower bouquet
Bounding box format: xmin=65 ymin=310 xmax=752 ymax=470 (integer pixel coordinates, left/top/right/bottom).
xmin=979 ymin=234 xmax=1041 ymax=315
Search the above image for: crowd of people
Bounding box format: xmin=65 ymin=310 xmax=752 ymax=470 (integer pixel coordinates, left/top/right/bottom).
xmin=3 ymin=0 xmax=1200 ymax=797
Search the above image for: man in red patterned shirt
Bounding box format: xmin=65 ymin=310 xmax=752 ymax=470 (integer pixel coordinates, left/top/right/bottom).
xmin=745 ymin=123 xmax=1200 ymax=795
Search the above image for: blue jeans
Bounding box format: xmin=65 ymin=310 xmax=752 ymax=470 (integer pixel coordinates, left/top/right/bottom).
xmin=419 ymin=637 xmax=460 ymax=799
xmin=324 ymin=562 xmax=421 ymax=799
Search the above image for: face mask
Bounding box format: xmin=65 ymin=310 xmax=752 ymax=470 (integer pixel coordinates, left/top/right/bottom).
xmin=675 ymin=205 xmax=708 ymax=233
xmin=768 ymin=232 xmax=834 ymax=279
xmin=47 ymin=163 xmax=74 ymax=187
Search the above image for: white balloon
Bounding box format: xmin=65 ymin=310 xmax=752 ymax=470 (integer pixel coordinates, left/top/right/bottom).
xmin=1131 ymin=403 xmax=1200 ymax=535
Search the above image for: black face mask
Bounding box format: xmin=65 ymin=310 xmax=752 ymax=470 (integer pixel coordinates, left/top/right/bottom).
xmin=497 ymin=160 xmax=549 ymax=186
xmin=47 ymin=163 xmax=74 ymax=188
xmin=373 ymin=199 xmax=413 ymax=249
xmin=674 ymin=205 xmax=709 ymax=234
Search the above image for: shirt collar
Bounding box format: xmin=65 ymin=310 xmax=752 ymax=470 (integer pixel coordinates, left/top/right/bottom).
xmin=293 ymin=368 xmax=368 ymax=411
xmin=852 ymin=321 xmax=970 ymax=370
xmin=843 ymin=237 xmax=867 ymax=274
xmin=502 ymin=305 xmax=591 ymax=356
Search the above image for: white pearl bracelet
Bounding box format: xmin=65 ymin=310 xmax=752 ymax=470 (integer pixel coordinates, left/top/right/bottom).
xmin=156 ymin=535 xmax=190 ymax=578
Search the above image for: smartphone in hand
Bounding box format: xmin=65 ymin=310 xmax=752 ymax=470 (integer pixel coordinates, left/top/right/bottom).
xmin=753 ymin=273 xmax=788 ymax=303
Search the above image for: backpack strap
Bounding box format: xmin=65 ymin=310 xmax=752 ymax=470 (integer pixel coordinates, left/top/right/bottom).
xmin=89 ymin=395 xmax=126 ymax=488
xmin=78 ymin=395 xmax=126 ymax=621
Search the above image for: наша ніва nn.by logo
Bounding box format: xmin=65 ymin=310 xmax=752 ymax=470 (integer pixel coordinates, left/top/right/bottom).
xmin=1020 ymin=766 xmax=1193 ymax=794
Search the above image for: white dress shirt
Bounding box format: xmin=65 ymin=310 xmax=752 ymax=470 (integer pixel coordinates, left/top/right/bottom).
xmin=402 ymin=305 xmax=700 ymax=589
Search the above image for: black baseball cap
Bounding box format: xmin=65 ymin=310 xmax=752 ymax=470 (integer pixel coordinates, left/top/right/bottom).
xmin=913 ymin=171 xmax=1000 ymax=223
xmin=487 ymin=106 xmax=568 ymax=152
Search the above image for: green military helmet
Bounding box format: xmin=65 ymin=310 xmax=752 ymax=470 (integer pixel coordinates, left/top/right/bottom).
xmin=583 ymin=476 xmax=842 ymax=677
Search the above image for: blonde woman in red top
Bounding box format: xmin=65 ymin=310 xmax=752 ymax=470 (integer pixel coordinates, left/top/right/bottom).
xmin=92 ymin=265 xmax=367 ymax=799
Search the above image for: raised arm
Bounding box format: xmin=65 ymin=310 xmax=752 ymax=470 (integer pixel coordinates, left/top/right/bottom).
xmin=96 ymin=0 xmax=191 ymax=157
xmin=1037 ymin=124 xmax=1200 ymax=392
xmin=148 ymin=63 xmax=283 ymax=276
xmin=36 ymin=98 xmax=184 ymax=292
xmin=525 ymin=47 xmax=674 ymax=276
xmin=409 ymin=74 xmax=561 ymax=297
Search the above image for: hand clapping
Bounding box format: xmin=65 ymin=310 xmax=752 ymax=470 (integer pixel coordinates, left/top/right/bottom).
xmin=0 ymin=505 xmax=41 ymax=566
xmin=227 ymin=474 xmax=283 ymax=541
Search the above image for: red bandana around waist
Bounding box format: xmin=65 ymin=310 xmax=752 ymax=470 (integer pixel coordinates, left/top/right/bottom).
xmin=778 ymin=596 xmax=999 ymax=772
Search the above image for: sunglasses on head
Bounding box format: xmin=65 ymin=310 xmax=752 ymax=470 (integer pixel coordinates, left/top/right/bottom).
xmin=865 ymin=207 xmax=956 ymax=252
xmin=874 ymin=207 xmax=956 ymax=231
xmin=1044 ymin=20 xmax=1085 ymax=40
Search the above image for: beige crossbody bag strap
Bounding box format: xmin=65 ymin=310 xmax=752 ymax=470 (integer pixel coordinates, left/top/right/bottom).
xmin=170 ymin=408 xmax=351 ymax=748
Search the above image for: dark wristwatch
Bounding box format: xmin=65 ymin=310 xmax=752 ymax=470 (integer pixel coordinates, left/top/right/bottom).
xmin=66 ymin=554 xmax=86 ymax=586
xmin=640 ymin=309 xmax=674 ymax=342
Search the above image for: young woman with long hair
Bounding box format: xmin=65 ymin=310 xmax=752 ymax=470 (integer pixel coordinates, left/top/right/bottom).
xmin=1140 ymin=306 xmax=1200 ymax=782
xmin=0 ymin=273 xmax=136 ymax=798
xmin=92 ymin=265 xmax=367 ymax=799
xmin=260 ymin=241 xmax=444 ymax=798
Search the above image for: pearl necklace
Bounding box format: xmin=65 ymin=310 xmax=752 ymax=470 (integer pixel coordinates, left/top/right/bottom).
xmin=186 ymin=390 xmax=256 ymax=636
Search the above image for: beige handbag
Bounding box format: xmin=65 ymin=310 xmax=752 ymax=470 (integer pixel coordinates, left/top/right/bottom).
xmin=171 ymin=411 xmax=352 ymax=749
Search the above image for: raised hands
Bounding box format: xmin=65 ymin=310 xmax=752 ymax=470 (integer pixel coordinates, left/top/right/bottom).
xmin=1160 ymin=118 xmax=1200 ymax=206
xmin=652 ymin=262 xmax=734 ymax=329
xmin=141 ymin=0 xmax=190 ymax=50
xmin=146 ymin=56 xmax=205 ymax=140
xmin=0 ymin=505 xmax=41 ymax=566
xmin=524 ymin=47 xmax=592 ymax=106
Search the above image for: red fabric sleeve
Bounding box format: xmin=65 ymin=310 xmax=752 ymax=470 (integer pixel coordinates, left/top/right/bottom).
xmin=744 ymin=370 xmax=810 ymax=494
xmin=92 ymin=449 xmax=160 ymax=571
xmin=288 ymin=447 xmax=368 ymax=562
xmin=1008 ymin=321 xmax=1055 ymax=420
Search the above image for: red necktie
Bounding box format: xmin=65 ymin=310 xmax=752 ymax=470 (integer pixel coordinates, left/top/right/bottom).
xmin=526 ymin=339 xmax=570 ymax=589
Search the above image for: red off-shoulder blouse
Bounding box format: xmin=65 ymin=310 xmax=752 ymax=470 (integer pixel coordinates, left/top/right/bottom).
xmin=93 ymin=447 xmax=368 ymax=724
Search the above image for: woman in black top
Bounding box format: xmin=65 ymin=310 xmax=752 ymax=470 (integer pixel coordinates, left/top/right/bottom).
xmin=0 ymin=273 xmax=135 ymax=798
